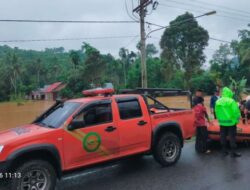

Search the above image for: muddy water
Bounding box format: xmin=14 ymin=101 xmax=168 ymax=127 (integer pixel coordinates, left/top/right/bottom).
xmin=0 ymin=97 xmax=212 ymax=132
xmin=0 ymin=101 xmax=54 ymax=131
xmin=157 ymin=96 xmax=210 ymax=110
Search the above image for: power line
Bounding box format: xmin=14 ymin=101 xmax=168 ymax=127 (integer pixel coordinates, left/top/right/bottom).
xmin=150 ymin=34 xmax=231 ymax=44
xmin=125 ymin=35 xmax=140 ymax=48
xmin=162 ymin=0 xmax=250 ymax=18
xmin=146 ymin=11 xmax=216 ymax=38
xmin=150 ymin=36 xmax=160 ymax=39
xmin=131 ymin=0 xmax=140 ymax=20
xmin=213 ymin=14 xmax=250 ymax=23
xmin=160 ymin=0 xmax=250 ymax=23
xmin=147 ymin=20 xmax=232 ymax=44
xmin=144 ymin=36 xmax=226 ymax=53
xmin=158 ymin=3 xmax=204 ymax=14
xmin=0 ymin=35 xmax=139 ymax=43
xmin=146 ymin=2 xmax=155 ymax=15
xmin=159 ymin=3 xmax=249 ymax=23
xmin=0 ymin=19 xmax=138 ymax=23
xmin=146 ymin=21 xmax=165 ymax=28
xmin=161 ymin=0 xmax=211 ymax=13
xmin=209 ymin=37 xmax=231 ymax=44
xmin=125 ymin=0 xmax=139 ymax=21
xmin=187 ymin=0 xmax=250 ymax=17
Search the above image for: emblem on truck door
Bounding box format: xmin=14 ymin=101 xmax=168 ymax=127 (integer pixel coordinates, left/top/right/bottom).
xmin=83 ymin=132 xmax=101 ymax=152
xmin=64 ymin=122 xmax=110 ymax=156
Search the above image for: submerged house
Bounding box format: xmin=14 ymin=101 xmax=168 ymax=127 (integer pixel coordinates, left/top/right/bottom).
xmin=30 ymin=82 xmax=66 ymax=101
xmin=30 ymin=88 xmax=46 ymax=100
xmin=44 ymin=82 xmax=66 ymax=101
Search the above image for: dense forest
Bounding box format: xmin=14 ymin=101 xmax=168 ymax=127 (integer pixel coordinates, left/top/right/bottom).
xmin=0 ymin=13 xmax=249 ymax=102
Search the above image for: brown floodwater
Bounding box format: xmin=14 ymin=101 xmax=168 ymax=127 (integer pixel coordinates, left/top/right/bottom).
xmin=0 ymin=101 xmax=54 ymax=131
xmin=0 ymin=97 xmax=212 ymax=132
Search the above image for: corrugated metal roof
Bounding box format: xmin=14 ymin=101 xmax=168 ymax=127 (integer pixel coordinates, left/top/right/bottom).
xmin=44 ymin=82 xmax=62 ymax=93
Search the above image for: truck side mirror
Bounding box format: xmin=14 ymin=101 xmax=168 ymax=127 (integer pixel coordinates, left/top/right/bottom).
xmin=67 ymin=120 xmax=85 ymax=131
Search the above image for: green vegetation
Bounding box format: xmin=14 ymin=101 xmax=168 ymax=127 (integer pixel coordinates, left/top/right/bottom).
xmin=0 ymin=12 xmax=249 ymax=102
xmin=229 ymin=77 xmax=247 ymax=101
xmin=160 ymin=13 xmax=209 ymax=89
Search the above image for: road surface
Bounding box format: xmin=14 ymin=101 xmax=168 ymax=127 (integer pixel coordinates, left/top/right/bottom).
xmin=2 ymin=142 xmax=250 ymax=190
xmin=58 ymin=142 xmax=250 ymax=190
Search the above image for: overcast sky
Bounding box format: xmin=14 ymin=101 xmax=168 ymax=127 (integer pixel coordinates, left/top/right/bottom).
xmin=0 ymin=0 xmax=249 ymax=65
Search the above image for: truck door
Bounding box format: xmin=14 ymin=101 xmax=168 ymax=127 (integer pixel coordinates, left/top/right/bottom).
xmin=180 ymin=110 xmax=196 ymax=138
xmin=114 ymin=96 xmax=151 ymax=156
xmin=63 ymin=100 xmax=119 ymax=169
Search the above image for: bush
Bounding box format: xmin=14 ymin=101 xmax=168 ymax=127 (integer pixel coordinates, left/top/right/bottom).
xmin=190 ymin=73 xmax=216 ymax=95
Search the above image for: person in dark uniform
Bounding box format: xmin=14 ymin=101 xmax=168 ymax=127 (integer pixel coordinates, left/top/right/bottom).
xmin=210 ymin=90 xmax=220 ymax=119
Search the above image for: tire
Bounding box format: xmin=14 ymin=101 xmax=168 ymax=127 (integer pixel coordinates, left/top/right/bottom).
xmin=195 ymin=127 xmax=208 ymax=153
xmin=10 ymin=160 xmax=57 ymax=190
xmin=153 ymin=132 xmax=182 ymax=166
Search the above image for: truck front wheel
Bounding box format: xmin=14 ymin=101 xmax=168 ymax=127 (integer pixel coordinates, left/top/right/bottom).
xmin=153 ymin=132 xmax=182 ymax=166
xmin=11 ymin=160 xmax=57 ymax=190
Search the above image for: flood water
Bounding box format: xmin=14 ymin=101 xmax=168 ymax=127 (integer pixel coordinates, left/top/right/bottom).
xmin=0 ymin=101 xmax=54 ymax=131
xmin=0 ymin=97 xmax=212 ymax=132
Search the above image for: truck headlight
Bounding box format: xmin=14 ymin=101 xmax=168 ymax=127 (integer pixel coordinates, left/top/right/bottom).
xmin=0 ymin=145 xmax=4 ymax=153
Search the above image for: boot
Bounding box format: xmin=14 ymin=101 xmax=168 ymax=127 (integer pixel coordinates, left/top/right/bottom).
xmin=222 ymin=151 xmax=229 ymax=156
xmin=231 ymin=152 xmax=241 ymax=157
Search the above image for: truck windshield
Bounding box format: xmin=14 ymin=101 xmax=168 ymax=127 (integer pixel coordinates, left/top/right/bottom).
xmin=35 ymin=102 xmax=81 ymax=128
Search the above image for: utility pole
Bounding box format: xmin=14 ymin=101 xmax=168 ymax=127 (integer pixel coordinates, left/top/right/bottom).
xmin=133 ymin=0 xmax=152 ymax=88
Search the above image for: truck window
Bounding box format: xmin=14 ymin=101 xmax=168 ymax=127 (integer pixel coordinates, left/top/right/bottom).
xmin=35 ymin=102 xmax=81 ymax=128
xmin=75 ymin=103 xmax=113 ymax=126
xmin=118 ymin=100 xmax=142 ymax=119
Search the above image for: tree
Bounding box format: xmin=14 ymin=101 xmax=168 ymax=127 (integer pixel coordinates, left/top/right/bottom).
xmin=146 ymin=44 xmax=158 ymax=57
xmin=82 ymin=43 xmax=106 ymax=87
xmin=190 ymin=72 xmax=216 ymax=95
xmin=160 ymin=12 xmax=209 ymax=89
xmin=229 ymin=77 xmax=247 ymax=101
xmin=6 ymin=53 xmax=22 ymax=97
xmin=119 ymin=47 xmax=137 ymax=87
xmin=137 ymin=42 xmax=158 ymax=57
xmin=232 ymin=30 xmax=250 ymax=65
xmin=0 ymin=61 xmax=10 ymax=101
xmin=69 ymin=50 xmax=80 ymax=69
xmin=210 ymin=29 xmax=250 ymax=87
xmin=127 ymin=60 xmax=141 ymax=88
xmin=103 ymin=54 xmax=123 ymax=88
xmin=147 ymin=57 xmax=164 ymax=87
xmin=211 ymin=44 xmax=232 ymax=65
xmin=209 ymin=44 xmax=235 ymax=87
xmin=35 ymin=58 xmax=42 ymax=87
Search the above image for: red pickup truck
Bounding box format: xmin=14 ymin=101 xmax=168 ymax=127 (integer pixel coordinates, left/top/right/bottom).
xmin=0 ymin=88 xmax=195 ymax=190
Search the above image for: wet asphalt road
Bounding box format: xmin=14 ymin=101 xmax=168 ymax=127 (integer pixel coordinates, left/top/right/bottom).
xmin=57 ymin=142 xmax=250 ymax=190
xmin=2 ymin=142 xmax=250 ymax=190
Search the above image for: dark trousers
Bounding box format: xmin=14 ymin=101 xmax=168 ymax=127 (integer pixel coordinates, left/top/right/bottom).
xmin=213 ymin=111 xmax=217 ymax=119
xmin=195 ymin=126 xmax=208 ymax=152
xmin=220 ymin=126 xmax=237 ymax=152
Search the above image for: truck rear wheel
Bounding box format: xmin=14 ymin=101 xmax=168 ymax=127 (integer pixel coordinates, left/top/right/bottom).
xmin=153 ymin=132 xmax=181 ymax=166
xmin=10 ymin=160 xmax=57 ymax=190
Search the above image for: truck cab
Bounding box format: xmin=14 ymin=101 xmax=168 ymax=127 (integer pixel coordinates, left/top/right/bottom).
xmin=0 ymin=88 xmax=195 ymax=190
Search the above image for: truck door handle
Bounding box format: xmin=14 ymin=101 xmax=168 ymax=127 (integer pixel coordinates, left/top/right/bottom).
xmin=105 ymin=126 xmax=117 ymax=132
xmin=137 ymin=120 xmax=147 ymax=126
